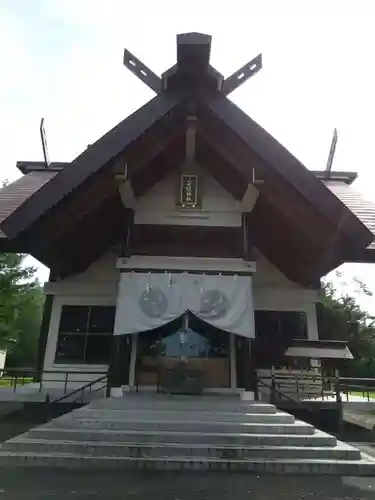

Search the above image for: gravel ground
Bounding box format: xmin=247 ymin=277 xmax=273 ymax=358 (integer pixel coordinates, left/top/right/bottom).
xmin=0 ymin=470 xmax=374 ymax=499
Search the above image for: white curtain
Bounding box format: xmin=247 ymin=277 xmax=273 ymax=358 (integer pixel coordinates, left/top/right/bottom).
xmin=114 ymin=272 xmax=255 ymax=338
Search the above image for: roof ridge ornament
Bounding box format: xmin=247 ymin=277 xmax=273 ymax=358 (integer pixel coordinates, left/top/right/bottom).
xmin=325 ymin=128 xmax=338 ymax=178
xmin=39 ymin=118 xmax=51 ymax=168
xmin=123 ymin=49 xmax=162 ymax=94
xmin=123 ymin=33 xmax=262 ymax=96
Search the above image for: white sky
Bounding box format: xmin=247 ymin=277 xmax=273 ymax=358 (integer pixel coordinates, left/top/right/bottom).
xmin=1 ymin=0 xmax=375 ymax=314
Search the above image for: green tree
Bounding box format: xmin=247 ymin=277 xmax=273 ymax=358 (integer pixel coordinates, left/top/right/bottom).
xmin=317 ymin=275 xmax=375 ymax=377
xmin=0 ymin=253 xmax=44 ymax=367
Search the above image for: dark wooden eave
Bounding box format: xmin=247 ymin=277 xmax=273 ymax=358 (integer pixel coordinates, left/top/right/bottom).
xmin=2 ymin=91 xmax=186 ymax=239
xmin=16 ymin=162 xmax=68 ymax=174
xmin=199 ymin=92 xmax=372 ymax=251
xmin=313 ymin=171 xmax=357 ymax=185
xmin=346 ymin=248 xmax=375 ymax=263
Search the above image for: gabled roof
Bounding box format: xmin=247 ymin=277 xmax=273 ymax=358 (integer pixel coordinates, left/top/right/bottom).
xmin=0 ymin=171 xmax=57 ymax=232
xmin=324 ymin=180 xmax=375 ymax=250
xmin=0 ymin=32 xmax=374 ymax=281
xmin=1 ymin=92 xmax=184 ymax=240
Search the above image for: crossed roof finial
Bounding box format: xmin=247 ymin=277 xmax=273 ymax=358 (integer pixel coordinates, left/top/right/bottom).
xmin=123 ymin=32 xmax=262 ymax=96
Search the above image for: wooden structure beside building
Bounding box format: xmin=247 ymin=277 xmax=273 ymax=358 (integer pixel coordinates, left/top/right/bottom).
xmin=1 ymin=33 xmax=375 ymax=398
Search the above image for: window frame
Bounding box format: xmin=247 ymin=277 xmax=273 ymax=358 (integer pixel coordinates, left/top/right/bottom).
xmin=254 ymin=309 xmax=309 ymax=370
xmin=54 ymin=305 xmax=116 ymax=365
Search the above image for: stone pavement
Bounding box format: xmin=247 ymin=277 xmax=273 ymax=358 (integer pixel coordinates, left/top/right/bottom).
xmin=0 ymin=469 xmax=375 ymax=499
xmin=345 ymin=410 xmax=375 ymax=432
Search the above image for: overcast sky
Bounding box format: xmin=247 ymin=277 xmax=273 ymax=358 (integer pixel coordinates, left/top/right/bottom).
xmin=1 ymin=0 xmax=375 ymax=313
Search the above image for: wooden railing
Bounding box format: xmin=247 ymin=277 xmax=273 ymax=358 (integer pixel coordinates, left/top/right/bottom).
xmin=256 ymin=370 xmax=375 ymax=405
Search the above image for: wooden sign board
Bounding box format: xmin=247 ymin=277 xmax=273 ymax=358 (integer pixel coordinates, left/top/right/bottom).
xmin=179 ymin=173 xmax=199 ymax=208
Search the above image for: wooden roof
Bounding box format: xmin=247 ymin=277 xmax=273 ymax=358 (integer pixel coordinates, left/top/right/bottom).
xmin=324 ymin=180 xmax=375 ymax=261
xmin=0 ymin=33 xmax=374 ymax=281
xmin=0 ymin=171 xmax=57 ymax=250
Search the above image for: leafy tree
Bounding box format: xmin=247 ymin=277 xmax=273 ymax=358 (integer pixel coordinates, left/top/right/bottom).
xmin=317 ymin=274 xmax=375 ymax=377
xmin=6 ymin=286 xmax=44 ymax=368
xmin=0 ymin=253 xmax=44 ymax=367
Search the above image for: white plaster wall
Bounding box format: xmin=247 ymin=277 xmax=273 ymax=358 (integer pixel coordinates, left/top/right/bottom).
xmin=132 ymin=165 xmax=243 ymax=227
xmin=44 ymin=251 xmax=119 ymax=296
xmin=43 ymin=251 xmax=119 ymax=383
xmin=0 ymin=350 xmax=7 ymax=371
xmin=253 ymin=254 xmax=319 ymax=341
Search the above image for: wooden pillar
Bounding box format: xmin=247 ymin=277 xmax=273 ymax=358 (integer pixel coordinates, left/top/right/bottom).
xmin=236 ymin=336 xmax=257 ymax=399
xmin=36 ymin=294 xmax=54 ymax=381
xmin=107 ymin=335 xmax=132 ymax=396
xmin=243 ymin=338 xmax=257 ymax=398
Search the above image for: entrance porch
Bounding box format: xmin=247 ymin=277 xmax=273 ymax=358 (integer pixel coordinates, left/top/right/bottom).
xmin=110 ymin=314 xmax=255 ymax=397
xmin=133 ymin=315 xmax=235 ymax=393
xmin=108 ymin=257 xmax=257 ymax=398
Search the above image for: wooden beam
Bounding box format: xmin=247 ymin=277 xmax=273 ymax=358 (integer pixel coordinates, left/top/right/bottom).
xmin=129 ymin=225 xmax=244 ymax=258
xmin=126 ymin=119 xmax=187 ymax=177
xmin=195 ymin=120 xmax=332 ymax=245
xmin=200 ymin=92 xmax=374 ymax=249
xmin=177 ymin=33 xmax=211 ymax=75
xmin=131 ymin=134 xmax=186 ymax=198
xmin=222 ymin=53 xmax=262 ymax=96
xmin=36 ymin=292 xmax=54 ymax=380
xmin=3 ymin=90 xmax=185 ymax=239
xmin=123 ymin=48 xmax=162 ymax=94
xmin=52 ymin=195 xmax=131 ymax=278
xmin=35 ymin=170 xmax=118 ymax=243
xmin=195 ymin=133 xmax=247 ymax=200
xmin=246 ymin=196 xmax=323 ymax=285
xmin=32 ymin=119 xmax=186 ymax=243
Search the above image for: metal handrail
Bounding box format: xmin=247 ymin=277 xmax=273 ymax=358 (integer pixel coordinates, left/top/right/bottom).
xmin=47 ymin=374 xmax=108 ymax=405
xmin=0 ymin=368 xmax=107 ymax=393
xmin=257 ymin=377 xmax=321 ymax=418
xmin=338 ymin=376 xmax=375 ymax=385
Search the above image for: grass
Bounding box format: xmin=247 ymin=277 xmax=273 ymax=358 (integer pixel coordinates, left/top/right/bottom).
xmin=349 ymin=391 xmax=375 ymax=399
xmin=0 ymin=377 xmax=33 ymax=387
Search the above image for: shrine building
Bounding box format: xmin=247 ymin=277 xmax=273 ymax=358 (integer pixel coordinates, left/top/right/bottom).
xmin=1 ymin=33 xmax=375 ymax=399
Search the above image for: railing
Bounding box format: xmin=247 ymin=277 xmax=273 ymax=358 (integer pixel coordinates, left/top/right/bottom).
xmin=256 ymin=371 xmax=375 ymax=404
xmin=336 ymin=377 xmax=375 ymax=402
xmin=256 ymin=371 xmax=335 ymax=403
xmin=256 ymin=372 xmax=375 ymax=437
xmin=0 ymin=368 xmax=108 ymax=396
xmin=256 ymin=376 xmax=321 ymax=421
xmin=47 ymin=374 xmax=108 ymax=405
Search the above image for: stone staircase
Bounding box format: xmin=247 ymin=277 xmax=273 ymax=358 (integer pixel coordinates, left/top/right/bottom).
xmin=0 ymin=394 xmax=374 ymax=474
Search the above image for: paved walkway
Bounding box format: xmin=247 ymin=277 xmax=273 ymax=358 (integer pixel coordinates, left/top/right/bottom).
xmin=0 ymin=470 xmax=374 ymax=499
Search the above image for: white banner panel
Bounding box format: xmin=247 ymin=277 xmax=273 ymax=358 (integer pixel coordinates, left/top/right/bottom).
xmin=114 ymin=272 xmax=255 ymax=338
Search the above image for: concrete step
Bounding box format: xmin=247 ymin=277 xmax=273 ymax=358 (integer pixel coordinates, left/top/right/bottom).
xmin=0 ymin=451 xmax=374 ymax=475
xmin=47 ymin=417 xmax=313 ymax=434
xmin=3 ymin=438 xmax=361 ymax=460
xmin=90 ymin=397 xmax=277 ymax=413
xmin=27 ymin=427 xmax=337 ymax=447
xmin=69 ymin=409 xmax=294 ymax=424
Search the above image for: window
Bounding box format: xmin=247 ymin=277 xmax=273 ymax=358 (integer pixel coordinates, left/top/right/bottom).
xmin=255 ymin=311 xmax=307 ymax=343
xmin=254 ymin=310 xmax=308 ymax=369
xmin=55 ymin=306 xmax=115 ymax=364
